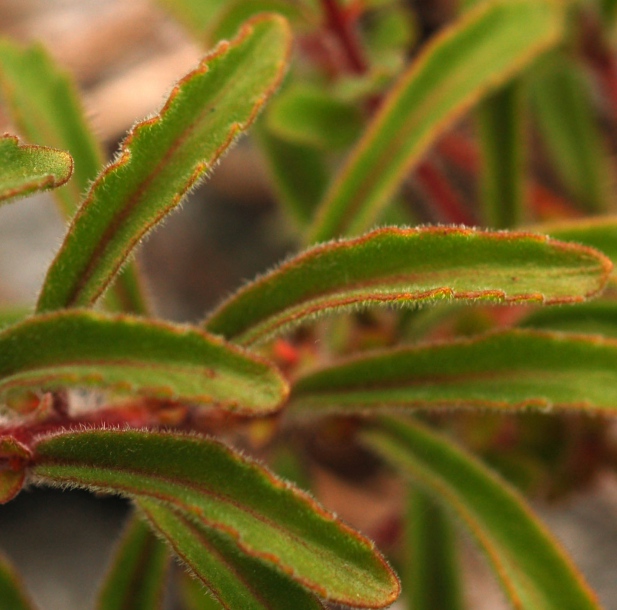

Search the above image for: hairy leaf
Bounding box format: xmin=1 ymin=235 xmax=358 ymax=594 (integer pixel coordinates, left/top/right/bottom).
xmin=0 ymin=554 xmax=37 ymax=610
xmin=362 ymin=417 xmax=600 ymax=610
xmin=530 ymin=53 xmax=609 ymax=213
xmin=32 ymin=429 xmax=400 ymax=608
xmin=97 ymin=516 xmax=169 ymax=610
xmin=0 ymin=41 xmax=103 ymax=216
xmin=477 ymin=83 xmax=525 ymax=228
xmin=0 ymin=135 xmax=72 ymax=203
xmin=307 ymin=0 xmax=562 ymax=243
xmin=0 ymin=310 xmax=287 ymax=414
xmin=138 ymin=499 xmax=325 ymax=609
xmin=37 ymin=15 xmax=291 ymax=313
xmin=290 ymin=329 xmax=617 ymax=414
xmin=205 ymin=226 xmax=611 ymax=345
xmin=404 ymin=489 xmax=463 ymax=610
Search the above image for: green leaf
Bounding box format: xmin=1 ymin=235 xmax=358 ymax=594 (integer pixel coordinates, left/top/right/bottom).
xmin=137 ymin=499 xmax=325 ymax=609
xmin=0 ymin=40 xmax=103 ymax=217
xmin=307 ymin=0 xmax=563 ymax=243
xmin=204 ymin=226 xmax=611 ymax=345
xmin=180 ymin=571 xmax=223 ymax=610
xmin=32 ymin=429 xmax=400 ymax=608
xmin=290 ymin=329 xmax=617 ymax=414
xmin=256 ymin=123 xmax=328 ymax=229
xmin=36 ymin=15 xmax=291 ymax=313
xmin=0 ymin=310 xmax=288 ymax=415
xmin=361 ymin=417 xmax=600 ymax=610
xmin=477 ymin=82 xmax=525 ymax=228
xmin=0 ymin=135 xmax=72 ymax=204
xmin=0 ymin=553 xmax=37 ymax=610
xmin=97 ymin=516 xmax=169 ymax=610
xmin=404 ymin=489 xmax=463 ymax=610
xmin=535 ymin=216 xmax=617 ymax=275
xmin=267 ymin=83 xmax=363 ymax=150
xmin=530 ymin=52 xmax=609 ymax=213
xmin=519 ymin=301 xmax=617 ymax=337
xmin=154 ymin=0 xmax=227 ymax=40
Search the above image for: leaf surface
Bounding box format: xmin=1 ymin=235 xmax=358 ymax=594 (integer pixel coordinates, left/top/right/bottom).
xmin=32 ymin=429 xmax=400 ymax=608
xmin=37 ymin=15 xmax=291 ymax=313
xmin=0 ymin=310 xmax=287 ymax=414
xmin=307 ymin=0 xmax=562 ymax=243
xmin=138 ymin=499 xmax=325 ymax=609
xmin=205 ymin=226 xmax=611 ymax=345
xmin=0 ymin=135 xmax=72 ymax=203
xmin=361 ymin=417 xmax=600 ymax=610
xmin=290 ymin=329 xmax=617 ymax=415
xmin=97 ymin=516 xmax=169 ymax=610
xmin=0 ymin=554 xmax=37 ymax=610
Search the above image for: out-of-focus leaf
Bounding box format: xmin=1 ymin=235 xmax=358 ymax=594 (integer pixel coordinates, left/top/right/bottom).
xmin=530 ymin=53 xmax=609 ymax=213
xmin=477 ymin=83 xmax=525 ymax=228
xmin=0 ymin=437 xmax=31 ymax=504
xmin=0 ymin=41 xmax=149 ymax=315
xmin=404 ymin=489 xmax=463 ymax=610
xmin=0 ymin=307 xmax=27 ymax=330
xmin=0 ymin=553 xmax=37 ymax=610
xmin=520 ymin=301 xmax=617 ymax=337
xmin=0 ymin=41 xmax=103 ymax=216
xmin=256 ymin=124 xmax=329 ymax=228
xmin=535 ymin=216 xmax=617 ymax=275
xmin=601 ymin=0 xmax=617 ymax=26
xmin=290 ymin=329 xmax=617 ymax=415
xmin=154 ymin=0 xmax=227 ymax=40
xmin=32 ymin=429 xmax=400 ymax=608
xmin=137 ymin=499 xmax=325 ymax=609
xmin=362 ymin=417 xmax=600 ymax=610
xmin=267 ymin=83 xmax=363 ymax=150
xmin=0 ymin=310 xmax=288 ymax=415
xmin=209 ymin=0 xmax=313 ymax=42
xmin=96 ymin=516 xmax=169 ymax=610
xmin=37 ymin=15 xmax=291 ymax=313
xmin=307 ymin=0 xmax=562 ymax=243
xmin=205 ymin=226 xmax=611 ymax=345
xmin=0 ymin=135 xmax=72 ymax=204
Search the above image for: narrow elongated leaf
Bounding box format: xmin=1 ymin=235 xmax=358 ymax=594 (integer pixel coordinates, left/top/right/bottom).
xmin=530 ymin=53 xmax=609 ymax=213
xmin=204 ymin=226 xmax=611 ymax=345
xmin=0 ymin=135 xmax=72 ymax=203
xmin=137 ymin=499 xmax=325 ymax=609
xmin=361 ymin=417 xmax=600 ymax=610
xmin=32 ymin=429 xmax=400 ymax=608
xmin=180 ymin=572 xmax=223 ymax=610
xmin=0 ymin=310 xmax=288 ymax=414
xmin=0 ymin=554 xmax=37 ymax=610
xmin=477 ymin=82 xmax=525 ymax=228
xmin=404 ymin=489 xmax=463 ymax=610
xmin=0 ymin=41 xmax=103 ymax=216
xmin=290 ymin=329 xmax=617 ymax=414
xmin=520 ymin=301 xmax=617 ymax=337
xmin=97 ymin=516 xmax=169 ymax=610
xmin=535 ymin=216 xmax=617 ymax=274
xmin=307 ymin=0 xmax=562 ymax=243
xmin=37 ymin=15 xmax=291 ymax=313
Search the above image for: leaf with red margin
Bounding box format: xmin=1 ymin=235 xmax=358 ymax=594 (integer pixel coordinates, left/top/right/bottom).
xmin=290 ymin=329 xmax=617 ymax=415
xmin=0 ymin=553 xmax=38 ymax=610
xmin=0 ymin=437 xmax=31 ymax=504
xmin=37 ymin=15 xmax=291 ymax=313
xmin=204 ymin=226 xmax=611 ymax=345
xmin=31 ymin=429 xmax=400 ymax=608
xmin=96 ymin=516 xmax=169 ymax=610
xmin=361 ymin=417 xmax=600 ymax=610
xmin=0 ymin=135 xmax=72 ymax=204
xmin=0 ymin=310 xmax=288 ymax=415
xmin=137 ymin=499 xmax=326 ymax=609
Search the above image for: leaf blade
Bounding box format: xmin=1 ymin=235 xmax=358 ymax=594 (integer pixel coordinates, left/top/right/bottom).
xmin=0 ymin=135 xmax=72 ymax=204
xmin=307 ymin=0 xmax=562 ymax=243
xmin=32 ymin=429 xmax=400 ymax=608
xmin=36 ymin=15 xmax=291 ymax=313
xmin=290 ymin=329 xmax=617 ymax=415
xmin=0 ymin=310 xmax=288 ymax=414
xmin=361 ymin=417 xmax=600 ymax=610
xmin=204 ymin=226 xmax=611 ymax=345
xmin=0 ymin=553 xmax=37 ymax=610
